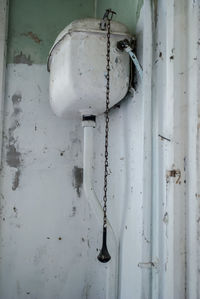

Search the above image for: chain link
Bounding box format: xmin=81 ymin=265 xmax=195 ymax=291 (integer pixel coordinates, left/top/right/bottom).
xmin=103 ymin=17 xmax=111 ymax=228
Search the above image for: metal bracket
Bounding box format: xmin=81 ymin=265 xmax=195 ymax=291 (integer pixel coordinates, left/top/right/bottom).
xmin=117 ymin=39 xmax=143 ymax=80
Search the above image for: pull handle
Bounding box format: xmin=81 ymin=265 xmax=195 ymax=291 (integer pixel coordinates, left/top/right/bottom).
xmin=97 ymin=227 xmax=111 ymax=263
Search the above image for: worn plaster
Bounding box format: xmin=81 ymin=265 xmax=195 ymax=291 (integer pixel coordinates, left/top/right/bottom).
xmin=7 ymin=0 xmax=94 ymax=64
xmin=72 ymin=166 xmax=83 ymax=198
xmin=6 ymin=93 xmax=22 ymax=190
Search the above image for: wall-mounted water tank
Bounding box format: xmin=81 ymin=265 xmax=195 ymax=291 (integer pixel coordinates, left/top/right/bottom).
xmin=48 ymin=18 xmax=131 ymax=118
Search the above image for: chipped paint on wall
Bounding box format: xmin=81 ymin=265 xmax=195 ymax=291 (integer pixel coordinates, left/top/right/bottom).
xmin=6 ymin=93 xmax=22 ymax=190
xmin=7 ymin=0 xmax=94 ymax=64
xmin=72 ymin=166 xmax=83 ymax=198
xmin=1 ymin=0 xmax=145 ymax=298
xmin=13 ymin=52 xmax=33 ymax=65
xmin=7 ymin=0 xmax=143 ymax=65
xmin=0 ymin=64 xmax=109 ymax=299
xmin=0 ymin=60 xmax=147 ymax=298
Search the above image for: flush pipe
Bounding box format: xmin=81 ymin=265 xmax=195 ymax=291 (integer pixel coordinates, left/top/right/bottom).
xmin=82 ymin=116 xmax=119 ymax=299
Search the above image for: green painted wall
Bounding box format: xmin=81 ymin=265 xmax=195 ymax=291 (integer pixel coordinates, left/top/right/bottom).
xmin=7 ymin=0 xmax=94 ymax=64
xmin=96 ymin=0 xmax=143 ymax=34
xmin=7 ymin=0 xmax=143 ymax=64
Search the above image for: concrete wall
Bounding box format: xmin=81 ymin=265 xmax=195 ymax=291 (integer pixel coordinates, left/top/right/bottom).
xmin=0 ymin=0 xmax=144 ymax=299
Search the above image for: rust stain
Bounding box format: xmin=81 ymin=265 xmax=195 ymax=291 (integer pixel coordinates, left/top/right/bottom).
xmin=22 ymin=32 xmax=42 ymax=44
xmin=166 ymin=169 xmax=181 ymax=184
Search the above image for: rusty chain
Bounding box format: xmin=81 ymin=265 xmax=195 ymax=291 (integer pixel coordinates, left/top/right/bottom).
xmin=102 ymin=10 xmax=116 ymax=229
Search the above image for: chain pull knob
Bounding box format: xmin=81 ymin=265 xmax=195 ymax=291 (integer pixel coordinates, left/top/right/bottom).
xmin=97 ymin=226 xmax=111 ymax=263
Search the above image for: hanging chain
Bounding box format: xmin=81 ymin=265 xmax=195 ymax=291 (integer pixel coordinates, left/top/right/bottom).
xmin=102 ymin=9 xmax=116 ymax=229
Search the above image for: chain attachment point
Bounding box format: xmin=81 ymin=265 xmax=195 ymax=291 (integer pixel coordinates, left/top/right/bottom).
xmin=100 ymin=8 xmax=116 ymax=31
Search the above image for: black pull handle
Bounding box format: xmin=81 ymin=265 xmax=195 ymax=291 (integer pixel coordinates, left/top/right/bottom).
xmin=97 ymin=227 xmax=111 ymax=263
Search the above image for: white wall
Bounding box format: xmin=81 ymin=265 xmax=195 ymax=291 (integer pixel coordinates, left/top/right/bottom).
xmin=0 ymin=1 xmax=149 ymax=299
xmin=1 ymin=1 xmax=200 ymax=299
xmin=0 ymin=64 xmax=112 ymax=299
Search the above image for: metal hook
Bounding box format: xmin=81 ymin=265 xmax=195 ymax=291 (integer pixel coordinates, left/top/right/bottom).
xmin=100 ymin=9 xmax=116 ymax=30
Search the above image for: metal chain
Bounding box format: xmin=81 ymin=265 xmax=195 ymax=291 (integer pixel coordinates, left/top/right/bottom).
xmin=103 ymin=12 xmax=113 ymax=228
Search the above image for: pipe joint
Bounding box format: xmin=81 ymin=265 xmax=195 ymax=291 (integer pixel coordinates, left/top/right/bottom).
xmin=82 ymin=115 xmax=96 ymax=128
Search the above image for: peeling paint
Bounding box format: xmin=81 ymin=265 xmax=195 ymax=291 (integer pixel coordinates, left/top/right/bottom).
xmin=7 ymin=0 xmax=95 ymax=64
xmin=163 ymin=212 xmax=169 ymax=224
xmin=6 ymin=93 xmax=22 ymax=190
xmin=12 ymin=94 xmax=22 ymax=105
xmin=14 ymin=52 xmax=33 ymax=65
xmin=1 ymin=62 xmax=112 ymax=298
xmin=6 ymin=145 xmax=20 ymax=168
xmin=72 ymin=166 xmax=83 ymax=197
xmin=166 ymin=168 xmax=181 ymax=184
xmin=12 ymin=169 xmax=21 ymax=191
xmin=22 ymin=31 xmax=42 ymax=44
